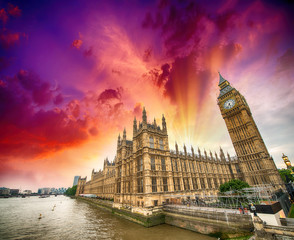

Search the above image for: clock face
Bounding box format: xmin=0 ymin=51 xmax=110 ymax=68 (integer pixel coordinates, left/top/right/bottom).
xmin=223 ymin=99 xmax=235 ymax=109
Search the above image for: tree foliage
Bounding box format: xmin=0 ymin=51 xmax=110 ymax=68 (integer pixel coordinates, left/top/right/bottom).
xmin=279 ymin=169 xmax=294 ymax=183
xmin=65 ymin=185 xmax=77 ymax=196
xmin=219 ymin=179 xmax=250 ymax=193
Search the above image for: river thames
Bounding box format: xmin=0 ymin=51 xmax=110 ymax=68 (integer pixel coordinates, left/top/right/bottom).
xmin=0 ymin=196 xmax=216 ymax=240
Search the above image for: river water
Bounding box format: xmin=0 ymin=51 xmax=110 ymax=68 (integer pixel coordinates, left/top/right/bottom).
xmin=0 ymin=196 xmax=216 ymax=240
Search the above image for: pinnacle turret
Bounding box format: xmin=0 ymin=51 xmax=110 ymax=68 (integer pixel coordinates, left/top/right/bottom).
xmin=133 ymin=117 xmax=137 ymax=134
xmin=215 ymin=152 xmax=219 ymax=161
xmin=227 ymin=152 xmax=231 ymax=162
xmin=117 ymin=134 xmax=121 ymax=147
xmin=162 ymin=114 xmax=166 ymax=131
xmin=123 ymin=128 xmax=126 ymax=140
xmin=142 ymin=107 xmax=147 ymax=123
xmin=175 ymin=142 xmax=178 ymax=154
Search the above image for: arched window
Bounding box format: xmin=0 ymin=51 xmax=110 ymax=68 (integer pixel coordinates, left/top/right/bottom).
xmin=149 ymin=137 xmax=154 ymax=148
xmin=159 ymin=139 xmax=164 ymax=150
xmin=161 ymin=157 xmax=166 ymax=171
xmin=151 ymin=156 xmax=155 ymax=170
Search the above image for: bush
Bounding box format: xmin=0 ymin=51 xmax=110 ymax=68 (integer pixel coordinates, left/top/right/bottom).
xmin=65 ymin=185 xmax=77 ymax=196
xmin=219 ymin=179 xmax=250 ymax=193
xmin=278 ymin=169 xmax=294 ymax=183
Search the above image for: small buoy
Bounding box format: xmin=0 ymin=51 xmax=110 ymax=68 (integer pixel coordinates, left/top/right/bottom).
xmin=52 ymin=208 xmax=54 ymax=211
xmin=38 ymin=214 xmax=42 ymax=219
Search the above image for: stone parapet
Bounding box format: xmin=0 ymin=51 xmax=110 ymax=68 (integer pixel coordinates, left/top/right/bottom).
xmin=253 ymin=216 xmax=294 ymax=240
xmin=164 ymin=205 xmax=253 ymax=239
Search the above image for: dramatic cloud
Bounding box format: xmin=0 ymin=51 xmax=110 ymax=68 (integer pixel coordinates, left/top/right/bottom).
xmin=0 ymin=31 xmax=22 ymax=48
xmin=276 ymin=49 xmax=294 ymax=73
xmin=1 ymin=0 xmax=294 ymax=190
xmin=72 ymin=39 xmax=83 ymax=49
xmin=98 ymin=88 xmax=122 ymax=104
xmin=0 ymin=70 xmax=88 ymax=159
xmin=0 ymin=4 xmax=23 ymax=48
xmin=7 ymin=3 xmax=21 ymax=17
xmin=0 ymin=8 xmax=8 ymax=24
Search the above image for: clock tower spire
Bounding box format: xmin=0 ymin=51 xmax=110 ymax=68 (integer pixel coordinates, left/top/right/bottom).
xmin=217 ymin=73 xmax=283 ymax=188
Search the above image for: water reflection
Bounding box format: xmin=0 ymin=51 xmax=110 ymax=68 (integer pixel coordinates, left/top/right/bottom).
xmin=0 ymin=196 xmax=215 ymax=240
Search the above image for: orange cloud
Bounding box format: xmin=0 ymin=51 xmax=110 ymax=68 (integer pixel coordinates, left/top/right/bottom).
xmin=72 ymin=39 xmax=83 ymax=49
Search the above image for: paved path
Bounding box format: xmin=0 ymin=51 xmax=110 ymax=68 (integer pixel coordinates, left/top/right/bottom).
xmin=166 ymin=204 xmax=250 ymax=215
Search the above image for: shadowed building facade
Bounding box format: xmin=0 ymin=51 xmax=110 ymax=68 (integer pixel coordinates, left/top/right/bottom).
xmin=76 ymin=74 xmax=284 ymax=207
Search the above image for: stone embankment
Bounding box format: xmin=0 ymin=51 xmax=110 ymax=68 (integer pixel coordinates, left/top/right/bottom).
xmin=164 ymin=205 xmax=253 ymax=239
xmin=75 ymin=197 xmax=294 ymax=239
xmin=76 ymin=197 xmax=165 ymax=227
xmin=253 ymin=216 xmax=294 ymax=240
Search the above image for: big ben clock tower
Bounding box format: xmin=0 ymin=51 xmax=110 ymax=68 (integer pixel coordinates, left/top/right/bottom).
xmin=217 ymin=73 xmax=283 ymax=188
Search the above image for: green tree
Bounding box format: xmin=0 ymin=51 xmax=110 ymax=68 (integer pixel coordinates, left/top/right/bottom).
xmin=219 ymin=179 xmax=250 ymax=193
xmin=65 ymin=185 xmax=77 ymax=196
xmin=278 ymin=169 xmax=294 ymax=183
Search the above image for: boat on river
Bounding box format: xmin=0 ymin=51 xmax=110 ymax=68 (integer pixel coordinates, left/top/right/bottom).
xmin=39 ymin=195 xmax=50 ymax=198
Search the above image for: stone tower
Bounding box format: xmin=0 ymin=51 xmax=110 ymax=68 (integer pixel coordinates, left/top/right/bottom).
xmin=217 ymin=72 xmax=283 ymax=188
xmin=131 ymin=108 xmax=171 ymax=207
xmin=282 ymin=153 xmax=292 ymax=170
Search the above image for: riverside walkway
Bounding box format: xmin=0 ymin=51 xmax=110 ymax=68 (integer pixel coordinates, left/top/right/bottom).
xmin=164 ymin=204 xmax=249 ymax=215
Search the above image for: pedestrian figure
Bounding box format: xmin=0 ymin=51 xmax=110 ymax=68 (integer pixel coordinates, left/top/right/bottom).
xmin=244 ymin=208 xmax=248 ymax=214
xmin=250 ymin=203 xmax=257 ymax=216
xmin=238 ymin=208 xmax=242 ymax=214
xmin=241 ymin=205 xmax=244 ymax=214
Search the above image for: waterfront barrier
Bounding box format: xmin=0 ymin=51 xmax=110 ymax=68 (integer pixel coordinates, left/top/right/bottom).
xmin=163 ymin=204 xmax=253 ymax=239
xmin=75 ymin=196 xmax=165 ymax=227
xmin=253 ymin=216 xmax=294 ymax=240
xmin=75 ymin=196 xmax=294 ymax=239
xmin=75 ymin=196 xmax=254 ymax=239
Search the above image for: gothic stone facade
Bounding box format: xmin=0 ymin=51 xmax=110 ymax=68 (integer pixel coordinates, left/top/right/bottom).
xmin=76 ymin=74 xmax=284 ymax=207
xmin=114 ymin=108 xmax=242 ymax=207
xmin=76 ymin=159 xmax=115 ymax=199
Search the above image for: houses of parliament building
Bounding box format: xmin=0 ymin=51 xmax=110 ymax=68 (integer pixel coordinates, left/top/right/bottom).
xmin=76 ymin=73 xmax=284 ymax=208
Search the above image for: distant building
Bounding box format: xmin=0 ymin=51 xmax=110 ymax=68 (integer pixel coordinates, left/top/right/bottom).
xmin=37 ymin=187 xmax=67 ymax=194
xmin=58 ymin=187 xmax=66 ymax=193
xmin=10 ymin=189 xmax=19 ymax=195
xmin=23 ymin=190 xmax=32 ymax=195
xmin=0 ymin=187 xmax=10 ymax=195
xmin=44 ymin=188 xmax=51 ymax=194
xmin=73 ymin=176 xmax=81 ymax=186
xmin=38 ymin=188 xmax=50 ymax=194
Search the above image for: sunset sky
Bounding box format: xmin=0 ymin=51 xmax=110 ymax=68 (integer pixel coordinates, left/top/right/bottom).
xmin=1 ymin=0 xmax=294 ymax=191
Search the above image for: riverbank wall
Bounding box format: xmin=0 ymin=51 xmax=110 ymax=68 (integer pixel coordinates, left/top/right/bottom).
xmin=75 ymin=196 xmax=253 ymax=239
xmin=253 ymin=216 xmax=294 ymax=240
xmin=75 ymin=197 xmax=253 ymax=239
xmin=164 ymin=205 xmax=253 ymax=239
xmin=75 ymin=197 xmax=165 ymax=227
